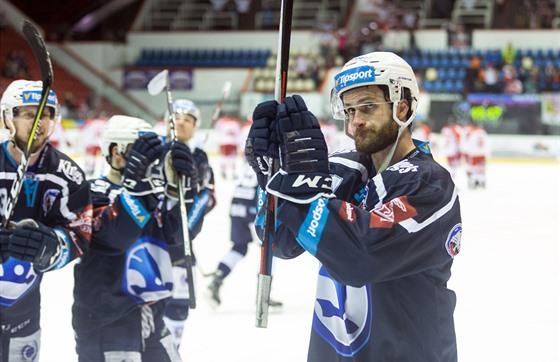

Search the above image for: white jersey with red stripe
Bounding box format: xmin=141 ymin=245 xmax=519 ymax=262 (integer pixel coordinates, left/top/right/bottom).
xmin=215 ymin=117 xmax=241 ymax=146
xmin=440 ymin=123 xmax=462 ymax=157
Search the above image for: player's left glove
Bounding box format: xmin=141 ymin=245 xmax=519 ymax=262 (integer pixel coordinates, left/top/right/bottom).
xmin=8 ymin=219 xmax=63 ymax=270
xmin=266 ymin=95 xmax=334 ymax=204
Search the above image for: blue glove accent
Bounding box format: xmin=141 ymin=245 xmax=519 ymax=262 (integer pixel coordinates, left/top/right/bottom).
xmin=9 ymin=220 xmax=60 ymax=269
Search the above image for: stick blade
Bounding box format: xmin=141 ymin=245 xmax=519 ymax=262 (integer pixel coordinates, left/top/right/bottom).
xmin=223 ymin=81 xmax=232 ymax=98
xmin=21 ymin=19 xmax=53 ymax=87
xmin=147 ymin=70 xmax=169 ymax=96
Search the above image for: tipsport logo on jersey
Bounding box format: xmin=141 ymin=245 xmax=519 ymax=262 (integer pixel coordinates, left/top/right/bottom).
xmin=21 ymin=90 xmax=57 ymax=107
xmin=334 ymin=66 xmax=376 ymax=94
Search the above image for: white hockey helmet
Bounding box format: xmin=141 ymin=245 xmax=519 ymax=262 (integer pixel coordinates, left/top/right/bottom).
xmin=172 ymin=99 xmax=200 ymax=124
xmin=100 ymin=115 xmax=153 ymax=160
xmin=330 ymin=52 xmax=419 ymax=136
xmin=0 ymin=79 xmax=60 ymax=138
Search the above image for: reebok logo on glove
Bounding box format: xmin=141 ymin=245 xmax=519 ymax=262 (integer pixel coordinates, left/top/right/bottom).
xmin=291 ymin=174 xmax=332 ymax=190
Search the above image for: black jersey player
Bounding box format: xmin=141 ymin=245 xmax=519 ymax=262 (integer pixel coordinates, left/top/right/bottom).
xmin=0 ymin=80 xmax=92 ymax=362
xmin=246 ymin=52 xmax=462 ymax=361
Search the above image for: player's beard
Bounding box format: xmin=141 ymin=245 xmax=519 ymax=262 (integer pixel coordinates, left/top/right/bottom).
xmin=14 ymin=129 xmax=48 ymax=154
xmin=354 ymin=118 xmax=399 ymax=155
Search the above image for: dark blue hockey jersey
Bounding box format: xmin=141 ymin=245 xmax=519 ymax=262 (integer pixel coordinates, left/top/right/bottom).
xmin=72 ymin=145 xmax=215 ymax=337
xmin=0 ymin=141 xmax=92 ymax=322
xmin=264 ymin=145 xmax=461 ymax=361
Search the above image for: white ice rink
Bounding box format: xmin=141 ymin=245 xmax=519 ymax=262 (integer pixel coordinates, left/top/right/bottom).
xmin=39 ymin=158 xmax=559 ymax=362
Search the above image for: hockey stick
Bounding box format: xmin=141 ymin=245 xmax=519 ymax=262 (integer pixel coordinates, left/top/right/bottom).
xmin=147 ymin=70 xmax=197 ymax=309
xmin=203 ymin=81 xmax=232 ymax=144
xmin=2 ymin=20 xmax=53 ymax=228
xmin=255 ymin=0 xmax=293 ymax=329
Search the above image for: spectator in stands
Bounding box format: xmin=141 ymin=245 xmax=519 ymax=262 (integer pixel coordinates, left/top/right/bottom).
xmin=481 ymin=63 xmax=500 ymax=93
xmin=294 ymin=54 xmax=309 ymax=79
xmin=465 ymin=56 xmax=484 ymax=93
xmin=501 ymin=42 xmax=517 ymax=65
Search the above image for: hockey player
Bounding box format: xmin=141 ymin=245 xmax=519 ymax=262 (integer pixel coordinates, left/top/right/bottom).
xmin=0 ymin=80 xmax=92 ymax=361
xmin=161 ymin=99 xmax=216 ymax=350
xmin=214 ymin=115 xmax=241 ymax=179
xmin=246 ymin=52 xmax=462 ymax=361
xmin=462 ymin=119 xmax=488 ymax=188
xmin=440 ymin=117 xmax=463 ymax=181
xmin=72 ymin=114 xmax=202 ymax=361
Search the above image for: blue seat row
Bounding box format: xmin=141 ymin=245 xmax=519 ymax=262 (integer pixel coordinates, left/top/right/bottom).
xmin=135 ymin=48 xmax=272 ymax=67
xmin=423 ymin=80 xmax=465 ymax=93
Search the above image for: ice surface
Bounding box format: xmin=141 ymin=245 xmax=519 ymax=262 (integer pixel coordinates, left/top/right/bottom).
xmin=39 ymin=159 xmax=559 ymax=361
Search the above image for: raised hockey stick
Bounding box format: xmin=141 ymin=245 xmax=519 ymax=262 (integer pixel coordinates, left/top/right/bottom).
xmin=148 ymin=70 xmax=197 ymax=309
xmin=2 ymin=20 xmax=54 ymax=228
xmin=255 ymin=0 xmax=293 ymax=329
xmin=203 ymin=81 xmax=232 ymax=144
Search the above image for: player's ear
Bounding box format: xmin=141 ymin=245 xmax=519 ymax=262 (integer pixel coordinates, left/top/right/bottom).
xmin=397 ymin=100 xmax=409 ymax=119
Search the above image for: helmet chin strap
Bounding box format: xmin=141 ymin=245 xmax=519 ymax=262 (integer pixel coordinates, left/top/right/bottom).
xmin=376 ymin=102 xmax=414 ymax=173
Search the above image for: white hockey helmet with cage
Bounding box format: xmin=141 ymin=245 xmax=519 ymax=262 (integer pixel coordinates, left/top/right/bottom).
xmin=330 ymin=51 xmax=419 ymax=136
xmin=0 ymin=79 xmax=60 ymax=138
xmin=172 ymin=99 xmax=200 ymax=124
xmin=100 ymin=115 xmax=153 ymax=160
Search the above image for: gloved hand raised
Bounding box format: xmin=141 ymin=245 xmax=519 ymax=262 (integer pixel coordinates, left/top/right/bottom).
xmin=164 ymin=141 xmax=199 ymax=200
xmin=122 ymin=132 xmax=163 ymax=197
xmin=245 ymin=100 xmax=279 ymax=189
xmin=267 ymin=95 xmax=333 ymax=204
xmin=8 ymin=219 xmax=62 ymax=270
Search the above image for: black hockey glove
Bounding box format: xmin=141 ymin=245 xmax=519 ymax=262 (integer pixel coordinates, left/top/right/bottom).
xmin=8 ymin=219 xmax=61 ymax=270
xmin=122 ymin=132 xmax=163 ymax=199
xmin=267 ymin=95 xmax=333 ymax=204
xmin=192 ymin=147 xmax=210 ymax=187
xmin=245 ymin=100 xmax=280 ymax=189
xmin=164 ymin=142 xmax=199 ymax=200
xmin=0 ymin=228 xmax=12 ymax=263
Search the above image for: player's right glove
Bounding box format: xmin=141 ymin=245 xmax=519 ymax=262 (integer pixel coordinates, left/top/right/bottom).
xmin=8 ymin=219 xmax=63 ymax=271
xmin=245 ymin=100 xmax=279 ymax=189
xmin=122 ymin=132 xmax=163 ymax=197
xmin=163 ymin=142 xmax=199 ymax=200
xmin=266 ymin=95 xmax=334 ymax=204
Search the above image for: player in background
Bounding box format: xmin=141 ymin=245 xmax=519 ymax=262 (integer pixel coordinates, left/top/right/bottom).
xmin=48 ymin=120 xmax=71 ymax=152
xmin=440 ymin=117 xmax=463 ymax=181
xmin=214 ymin=115 xmax=241 ymax=179
xmin=246 ymin=52 xmax=461 ymax=361
xmin=161 ymin=99 xmax=216 ymax=350
xmin=411 ymin=119 xmax=431 ymax=143
xmin=0 ymin=80 xmax=92 ymax=362
xmin=205 ymin=117 xmax=282 ymax=309
xmin=319 ymin=118 xmax=341 ymax=153
xmin=78 ymin=117 xmax=108 ymax=177
xmin=462 ymin=119 xmax=488 ymax=188
xmin=72 ymin=114 xmax=202 ymax=361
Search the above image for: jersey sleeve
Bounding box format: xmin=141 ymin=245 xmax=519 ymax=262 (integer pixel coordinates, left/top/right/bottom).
xmin=275 ymin=155 xmax=462 ymax=287
xmin=89 ymin=179 xmax=156 ymax=254
xmin=44 ymin=169 xmax=92 ymax=269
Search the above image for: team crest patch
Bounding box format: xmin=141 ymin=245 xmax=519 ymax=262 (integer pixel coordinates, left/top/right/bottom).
xmin=446 ymin=223 xmax=462 ymax=257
